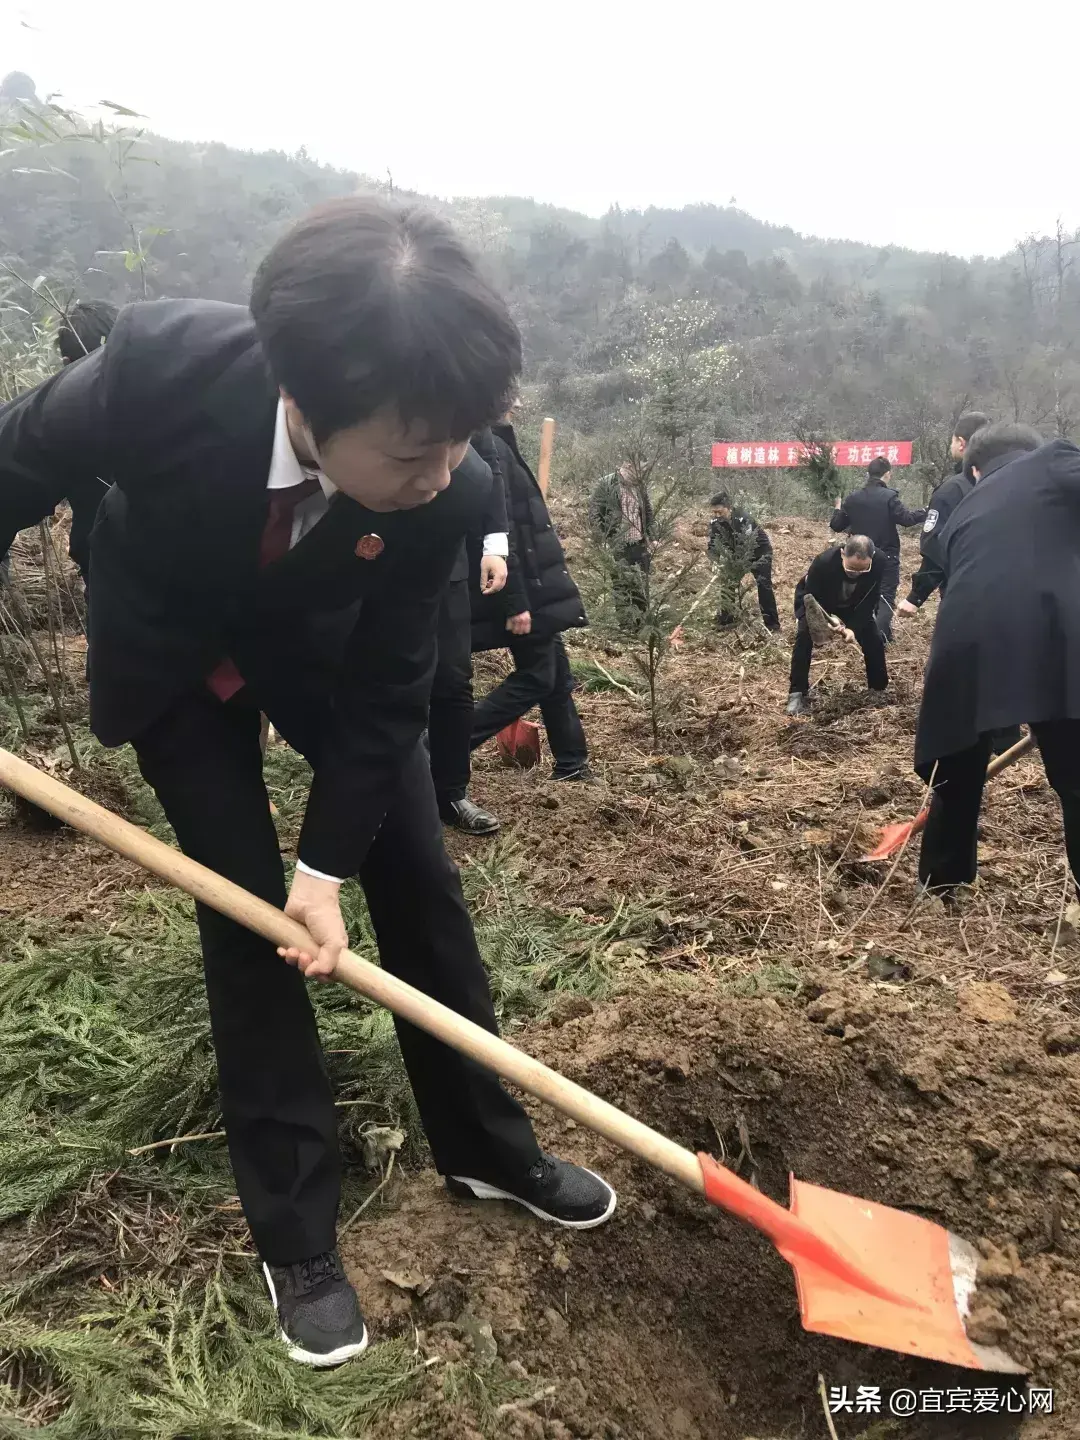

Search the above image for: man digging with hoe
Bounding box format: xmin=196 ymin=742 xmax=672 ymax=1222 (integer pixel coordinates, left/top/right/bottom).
xmin=0 ymin=196 xmax=616 ymax=1367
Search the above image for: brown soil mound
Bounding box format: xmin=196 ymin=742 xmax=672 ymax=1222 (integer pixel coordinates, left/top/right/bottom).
xmin=344 ymin=983 xmax=1079 ymax=1439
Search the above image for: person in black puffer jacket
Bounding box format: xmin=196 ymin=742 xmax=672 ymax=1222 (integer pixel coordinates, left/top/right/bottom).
xmin=469 ymin=414 xmax=593 ymax=782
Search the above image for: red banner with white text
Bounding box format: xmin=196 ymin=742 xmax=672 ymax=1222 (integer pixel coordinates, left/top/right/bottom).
xmin=712 ymin=441 xmax=913 ymax=468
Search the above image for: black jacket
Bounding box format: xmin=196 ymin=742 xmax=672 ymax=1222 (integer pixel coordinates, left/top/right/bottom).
xmin=0 ymin=299 xmax=497 ymax=879
xmin=914 ymin=440 xmax=1080 ymax=768
xmin=708 ymin=508 xmax=771 ymax=567
xmin=795 ymin=545 xmax=884 ymax=629
xmin=588 ymin=472 xmax=654 ymax=548
xmin=454 ymin=427 xmax=508 ymax=583
xmin=830 ymin=482 xmax=925 ymax=552
xmin=905 ymin=464 xmax=973 ymax=607
xmin=0 ymin=390 xmax=107 ymax=582
xmin=471 ymin=424 xmax=587 ymax=650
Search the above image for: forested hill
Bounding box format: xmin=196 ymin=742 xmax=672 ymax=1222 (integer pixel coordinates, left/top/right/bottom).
xmin=2 ymin=75 xmax=1078 ymax=493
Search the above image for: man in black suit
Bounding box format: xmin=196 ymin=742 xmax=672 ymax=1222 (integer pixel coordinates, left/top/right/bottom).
xmin=913 ymin=423 xmax=1080 ymax=895
xmin=0 ymin=198 xmax=615 ymax=1366
xmin=786 ymin=536 xmax=887 ymax=715
xmin=428 ymin=426 xmax=509 ymax=836
xmin=830 ymin=457 xmax=925 ymax=642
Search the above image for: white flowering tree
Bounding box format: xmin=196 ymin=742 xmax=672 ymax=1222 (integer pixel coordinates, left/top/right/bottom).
xmin=624 ymin=296 xmax=735 ymax=463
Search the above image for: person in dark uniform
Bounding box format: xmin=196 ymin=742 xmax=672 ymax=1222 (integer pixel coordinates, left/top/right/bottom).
xmin=469 ymin=411 xmax=592 ymax=781
xmin=830 ymin=456 xmax=924 ymax=642
xmin=786 ymin=536 xmax=887 ymax=715
xmin=898 ymin=411 xmax=988 ymax=615
xmin=428 ymin=426 xmax=509 ymax=836
xmin=707 ymin=492 xmax=780 ymax=632
xmin=0 ymin=298 xmax=119 ymax=587
xmin=0 ymin=197 xmax=616 ymax=1367
xmin=913 ymin=423 xmax=1080 ymax=896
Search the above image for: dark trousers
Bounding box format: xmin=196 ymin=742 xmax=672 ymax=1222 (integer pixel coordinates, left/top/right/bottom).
xmin=877 ymin=549 xmax=901 ymax=643
xmin=428 ymin=577 xmax=474 ymax=806
xmin=471 ymin=635 xmax=589 ymax=776
xmin=919 ymin=719 xmax=1080 ymax=891
xmin=613 ymin=543 xmax=650 ymax=632
xmin=717 ymin=553 xmax=780 ymax=631
xmin=789 ymin=616 xmax=887 ymax=695
xmin=134 ymin=690 xmax=540 ymax=1265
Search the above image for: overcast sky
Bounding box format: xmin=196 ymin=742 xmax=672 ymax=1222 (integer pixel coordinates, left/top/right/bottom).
xmin=5 ymin=0 xmax=1078 ymax=259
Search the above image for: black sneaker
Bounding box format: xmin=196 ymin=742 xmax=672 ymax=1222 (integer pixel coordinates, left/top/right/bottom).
xmin=552 ymin=763 xmax=598 ymax=784
xmin=447 ymin=1153 xmax=616 ymax=1229
xmin=439 ymin=798 xmax=500 ymax=835
xmin=262 ymin=1249 xmax=369 ymax=1367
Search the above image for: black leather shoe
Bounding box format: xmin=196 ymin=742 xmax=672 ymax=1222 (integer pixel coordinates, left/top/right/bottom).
xmin=447 ymin=1153 xmax=616 ymax=1229
xmin=263 ymin=1249 xmax=368 ymax=1367
xmin=785 ymin=691 xmax=811 ymax=716
xmin=439 ymin=798 xmax=500 ymax=835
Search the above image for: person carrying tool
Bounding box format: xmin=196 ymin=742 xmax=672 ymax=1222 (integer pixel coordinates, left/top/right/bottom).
xmin=897 ymin=410 xmax=988 ymax=616
xmin=0 ymin=197 xmax=615 ymax=1367
xmin=830 ymin=456 xmax=924 ymax=642
xmin=589 ymin=462 xmax=653 ymax=631
xmin=427 ymin=426 xmax=509 ymax=837
xmin=913 ymin=422 xmax=1080 ymax=896
xmin=707 ymin=491 xmax=780 ymax=633
xmin=785 ymin=536 xmax=887 ymax=716
xmin=468 ymin=409 xmax=593 ymax=782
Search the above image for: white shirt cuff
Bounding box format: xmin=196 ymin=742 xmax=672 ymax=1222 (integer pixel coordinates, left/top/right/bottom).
xmin=482 ymin=532 xmax=509 ymax=558
xmin=296 ymin=858 xmax=345 ymax=884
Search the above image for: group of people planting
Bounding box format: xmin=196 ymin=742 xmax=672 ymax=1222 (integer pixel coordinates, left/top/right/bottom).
xmin=702 ymin=411 xmax=1080 ymax=903
xmin=0 ymin=195 xmax=1078 ymax=1369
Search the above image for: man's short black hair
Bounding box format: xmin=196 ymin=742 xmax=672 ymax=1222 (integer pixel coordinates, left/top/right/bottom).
xmin=964 ymin=421 xmax=1042 ymax=476
xmin=843 ymin=535 xmax=876 ymax=560
xmin=953 ymin=410 xmax=990 ymax=443
xmin=250 ymin=195 xmax=521 ymax=446
xmin=866 ymin=456 xmax=891 ymax=482
xmin=710 ymin=491 xmax=731 ymax=507
xmin=57 ymin=299 xmax=119 ymax=364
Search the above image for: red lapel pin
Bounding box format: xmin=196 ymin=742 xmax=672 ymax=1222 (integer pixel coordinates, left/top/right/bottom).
xmin=355 ymin=534 xmax=384 ymax=560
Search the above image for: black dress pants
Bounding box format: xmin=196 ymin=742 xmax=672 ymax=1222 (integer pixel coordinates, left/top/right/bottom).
xmin=918 ymin=719 xmax=1080 ymax=891
xmin=612 ymin=543 xmax=650 ymax=632
xmin=471 ymin=635 xmax=589 ymax=776
xmin=134 ymin=690 xmax=540 ymax=1265
xmin=428 ymin=577 xmax=474 ymax=806
xmin=876 ymin=548 xmax=901 ymax=643
xmin=789 ymin=617 xmax=888 ymax=695
xmin=716 ymin=552 xmax=781 ymax=632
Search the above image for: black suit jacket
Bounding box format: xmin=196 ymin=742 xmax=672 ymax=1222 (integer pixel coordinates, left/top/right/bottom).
xmin=915 ymin=440 xmax=1080 ymax=768
xmin=0 ymin=299 xmax=497 ymax=877
xmin=794 ymin=546 xmax=883 ymax=629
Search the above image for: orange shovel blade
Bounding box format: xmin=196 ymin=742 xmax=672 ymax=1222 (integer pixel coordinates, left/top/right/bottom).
xmin=698 ymin=1154 xmax=1024 ymax=1372
xmin=863 ymin=807 xmax=929 ymax=861
xmin=495 ymin=718 xmax=542 ymax=769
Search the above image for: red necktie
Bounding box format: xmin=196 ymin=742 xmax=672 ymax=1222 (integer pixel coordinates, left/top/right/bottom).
xmin=207 ymin=476 xmax=323 ymax=702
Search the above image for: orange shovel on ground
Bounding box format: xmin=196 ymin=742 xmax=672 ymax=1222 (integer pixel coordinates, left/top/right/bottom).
xmin=864 ymin=734 xmax=1036 ymax=861
xmin=0 ymin=748 xmax=1024 ymax=1375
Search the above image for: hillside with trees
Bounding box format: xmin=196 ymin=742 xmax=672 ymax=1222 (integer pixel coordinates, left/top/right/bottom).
xmin=2 ymin=73 xmax=1078 ymax=502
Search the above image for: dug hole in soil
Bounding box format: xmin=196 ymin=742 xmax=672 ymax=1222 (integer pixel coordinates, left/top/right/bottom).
xmin=343 ymin=983 xmax=1079 ymax=1440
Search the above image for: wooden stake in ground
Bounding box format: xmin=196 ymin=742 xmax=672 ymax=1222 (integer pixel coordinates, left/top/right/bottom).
xmin=537 ymin=416 xmax=556 ymax=498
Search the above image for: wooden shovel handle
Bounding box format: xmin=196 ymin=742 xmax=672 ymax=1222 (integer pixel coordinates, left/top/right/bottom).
xmin=986 ymin=731 xmax=1036 ymax=777
xmin=0 ymin=747 xmax=704 ymax=1198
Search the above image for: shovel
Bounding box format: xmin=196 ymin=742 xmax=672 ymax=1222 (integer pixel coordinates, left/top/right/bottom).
xmin=864 ymin=733 xmax=1036 ymax=861
xmin=495 ymin=717 xmax=542 ymax=768
xmin=0 ymin=748 xmax=1024 ymax=1375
